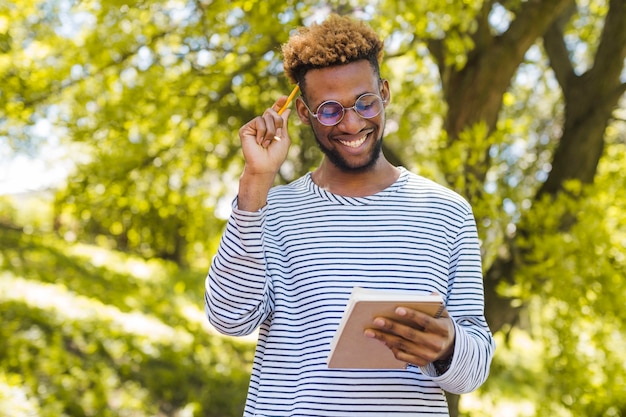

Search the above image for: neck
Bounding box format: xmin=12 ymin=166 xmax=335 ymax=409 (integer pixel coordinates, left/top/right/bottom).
xmin=312 ymin=158 xmax=400 ymax=197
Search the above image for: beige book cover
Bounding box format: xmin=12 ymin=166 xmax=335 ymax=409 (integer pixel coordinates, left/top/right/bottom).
xmin=327 ymin=287 xmax=445 ymax=369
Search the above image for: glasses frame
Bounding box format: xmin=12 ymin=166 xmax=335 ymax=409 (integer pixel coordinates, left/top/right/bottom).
xmin=300 ymin=92 xmax=387 ymax=127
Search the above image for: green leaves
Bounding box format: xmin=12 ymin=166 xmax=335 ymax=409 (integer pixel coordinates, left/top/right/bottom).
xmin=0 ymin=227 xmax=254 ymax=416
xmin=2 ymin=0 xmax=626 ymax=415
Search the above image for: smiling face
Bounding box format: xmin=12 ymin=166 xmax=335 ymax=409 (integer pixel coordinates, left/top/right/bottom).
xmin=296 ymin=60 xmax=390 ymax=173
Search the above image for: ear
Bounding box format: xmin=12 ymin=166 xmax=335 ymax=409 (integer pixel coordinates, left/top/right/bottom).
xmin=295 ymin=97 xmax=312 ymax=125
xmin=380 ymin=79 xmax=391 ymax=107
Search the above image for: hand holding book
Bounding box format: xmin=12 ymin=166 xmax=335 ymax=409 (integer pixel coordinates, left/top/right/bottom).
xmin=364 ymin=302 xmax=455 ymax=370
xmin=327 ymin=287 xmax=455 ymax=369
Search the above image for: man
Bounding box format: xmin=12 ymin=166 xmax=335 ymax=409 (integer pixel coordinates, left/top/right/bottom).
xmin=205 ymin=14 xmax=495 ymax=416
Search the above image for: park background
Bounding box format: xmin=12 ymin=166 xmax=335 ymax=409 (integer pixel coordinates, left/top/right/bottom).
xmin=1 ymin=0 xmax=625 ymax=416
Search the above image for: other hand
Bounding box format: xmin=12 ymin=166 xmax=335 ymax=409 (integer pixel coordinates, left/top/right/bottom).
xmin=364 ymin=305 xmax=455 ymax=367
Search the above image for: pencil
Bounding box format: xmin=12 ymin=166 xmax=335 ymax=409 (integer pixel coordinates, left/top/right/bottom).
xmin=277 ymin=85 xmax=300 ymax=115
xmin=274 ymin=85 xmax=300 ymax=141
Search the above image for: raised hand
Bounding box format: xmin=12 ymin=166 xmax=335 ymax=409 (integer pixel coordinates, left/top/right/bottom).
xmin=239 ymin=96 xmax=293 ymax=176
xmin=237 ymin=94 xmax=294 ymax=212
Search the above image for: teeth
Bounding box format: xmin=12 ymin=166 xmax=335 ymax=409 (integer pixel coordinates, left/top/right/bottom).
xmin=339 ymin=135 xmax=367 ymax=148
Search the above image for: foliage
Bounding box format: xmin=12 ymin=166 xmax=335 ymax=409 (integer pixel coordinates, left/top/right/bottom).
xmin=517 ymin=142 xmax=626 ymax=416
xmin=2 ymin=0 xmax=626 ymax=416
xmin=0 ymin=225 xmax=255 ymax=416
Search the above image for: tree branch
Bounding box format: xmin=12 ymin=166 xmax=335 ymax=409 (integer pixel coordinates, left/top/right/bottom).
xmin=471 ymin=0 xmax=496 ymax=51
xmin=589 ymin=0 xmax=626 ymax=85
xmin=539 ymin=0 xmax=626 ymax=197
xmin=500 ymin=0 xmax=575 ymax=56
xmin=543 ymin=4 xmax=577 ymax=90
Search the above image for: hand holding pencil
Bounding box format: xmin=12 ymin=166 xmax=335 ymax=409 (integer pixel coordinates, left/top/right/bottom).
xmin=236 ymin=85 xmax=299 ymax=210
xmin=238 ymin=84 xmax=299 ymax=176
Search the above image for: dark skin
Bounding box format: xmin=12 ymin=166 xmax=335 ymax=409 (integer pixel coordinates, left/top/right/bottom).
xmin=364 ymin=304 xmax=455 ymax=367
xmin=238 ymin=59 xmax=456 ymax=368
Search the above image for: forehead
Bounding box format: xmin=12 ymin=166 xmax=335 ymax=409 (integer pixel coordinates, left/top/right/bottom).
xmin=303 ymin=60 xmax=379 ymax=104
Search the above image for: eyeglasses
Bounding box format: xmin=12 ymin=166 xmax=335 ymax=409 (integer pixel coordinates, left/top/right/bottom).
xmin=301 ymin=93 xmax=386 ymax=127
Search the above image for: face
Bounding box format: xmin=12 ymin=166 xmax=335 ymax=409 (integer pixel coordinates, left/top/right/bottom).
xmin=296 ymin=60 xmax=390 ymax=173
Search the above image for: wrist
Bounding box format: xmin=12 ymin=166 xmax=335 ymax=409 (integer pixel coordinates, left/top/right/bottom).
xmin=238 ymin=169 xmax=276 ymax=212
xmin=433 ymin=353 xmax=453 ymax=375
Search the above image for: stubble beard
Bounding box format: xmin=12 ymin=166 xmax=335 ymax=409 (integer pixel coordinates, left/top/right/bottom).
xmin=315 ymin=133 xmax=384 ymax=173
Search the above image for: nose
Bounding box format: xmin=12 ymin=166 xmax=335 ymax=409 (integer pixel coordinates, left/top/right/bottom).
xmin=336 ymin=107 xmax=366 ymax=133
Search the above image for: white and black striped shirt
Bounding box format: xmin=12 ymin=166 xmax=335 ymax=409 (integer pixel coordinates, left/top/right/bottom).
xmin=206 ymin=167 xmax=495 ymax=416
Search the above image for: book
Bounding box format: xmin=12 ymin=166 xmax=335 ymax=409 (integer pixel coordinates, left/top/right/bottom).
xmin=327 ymin=287 xmax=445 ymax=369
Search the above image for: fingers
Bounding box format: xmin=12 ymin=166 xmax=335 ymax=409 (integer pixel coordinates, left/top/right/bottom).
xmin=257 ymin=110 xmax=284 ymax=148
xmin=240 ymin=97 xmax=292 ymax=149
xmin=388 ymin=307 xmax=449 ymax=335
xmin=364 ymin=309 xmax=455 ymax=367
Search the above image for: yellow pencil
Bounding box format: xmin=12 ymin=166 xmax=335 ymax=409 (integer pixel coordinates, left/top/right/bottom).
xmin=274 ymin=85 xmax=300 ymax=141
xmin=277 ymin=85 xmax=300 ymax=115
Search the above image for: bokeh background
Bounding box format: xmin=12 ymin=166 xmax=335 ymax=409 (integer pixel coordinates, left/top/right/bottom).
xmin=1 ymin=0 xmax=625 ymax=416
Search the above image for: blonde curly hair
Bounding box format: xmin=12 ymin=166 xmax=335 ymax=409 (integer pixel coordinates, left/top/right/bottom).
xmin=282 ymin=14 xmax=384 ymax=90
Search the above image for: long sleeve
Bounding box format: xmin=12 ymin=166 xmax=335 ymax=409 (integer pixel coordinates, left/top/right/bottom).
xmin=420 ymin=209 xmax=496 ymax=394
xmin=204 ymin=202 xmax=274 ymax=336
xmin=203 ymin=170 xmax=494 ymax=416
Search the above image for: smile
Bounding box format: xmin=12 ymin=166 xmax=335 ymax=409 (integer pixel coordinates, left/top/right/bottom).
xmin=338 ymin=135 xmax=367 ymax=148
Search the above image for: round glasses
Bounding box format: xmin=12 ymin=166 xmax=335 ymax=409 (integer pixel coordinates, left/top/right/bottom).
xmin=301 ymin=93 xmax=386 ymax=127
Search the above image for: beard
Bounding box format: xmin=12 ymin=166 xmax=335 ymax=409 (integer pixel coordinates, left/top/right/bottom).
xmin=315 ymin=134 xmax=384 ymax=173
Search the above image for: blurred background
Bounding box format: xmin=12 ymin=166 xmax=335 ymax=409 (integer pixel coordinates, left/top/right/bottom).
xmin=1 ymin=0 xmax=625 ymax=416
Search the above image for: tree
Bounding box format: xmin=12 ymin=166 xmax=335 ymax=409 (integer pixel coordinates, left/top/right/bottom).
xmin=374 ymin=1 xmax=626 ymax=414
xmin=2 ymin=0 xmax=625 ymax=415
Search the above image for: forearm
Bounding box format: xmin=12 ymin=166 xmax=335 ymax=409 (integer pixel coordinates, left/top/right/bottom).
xmin=205 ymin=204 xmax=273 ymax=336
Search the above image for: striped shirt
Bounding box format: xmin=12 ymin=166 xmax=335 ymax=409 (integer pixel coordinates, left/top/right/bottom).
xmin=205 ymin=167 xmax=495 ymax=416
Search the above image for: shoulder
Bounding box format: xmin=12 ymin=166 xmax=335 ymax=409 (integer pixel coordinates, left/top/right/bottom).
xmin=401 ymin=169 xmax=472 ymax=214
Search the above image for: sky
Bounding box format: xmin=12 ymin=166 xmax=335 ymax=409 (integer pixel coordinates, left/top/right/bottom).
xmin=0 ymin=122 xmax=72 ymax=196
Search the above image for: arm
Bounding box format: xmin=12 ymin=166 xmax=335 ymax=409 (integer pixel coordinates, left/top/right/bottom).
xmin=365 ymin=208 xmax=495 ymax=393
xmin=204 ymin=203 xmax=273 ymax=336
xmin=205 ymin=95 xmax=294 ymax=335
xmin=427 ymin=209 xmax=495 ymax=393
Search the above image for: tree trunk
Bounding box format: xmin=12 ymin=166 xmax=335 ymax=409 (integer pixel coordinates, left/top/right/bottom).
xmin=481 ymin=0 xmax=626 ymax=338
xmin=432 ymin=2 xmax=626 ymax=414
xmin=446 ymin=391 xmax=460 ymax=417
xmin=539 ymin=0 xmax=626 ymax=197
xmin=432 ymin=0 xmax=575 ymax=335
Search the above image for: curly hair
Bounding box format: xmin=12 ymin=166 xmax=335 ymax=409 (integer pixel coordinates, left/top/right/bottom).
xmin=281 ymin=14 xmax=384 ymax=90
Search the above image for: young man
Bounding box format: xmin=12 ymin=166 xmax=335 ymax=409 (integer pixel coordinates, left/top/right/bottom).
xmin=205 ymin=14 xmax=495 ymax=416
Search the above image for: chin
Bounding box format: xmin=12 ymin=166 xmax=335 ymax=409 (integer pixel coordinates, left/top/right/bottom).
xmin=317 ymin=138 xmax=383 ymax=173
